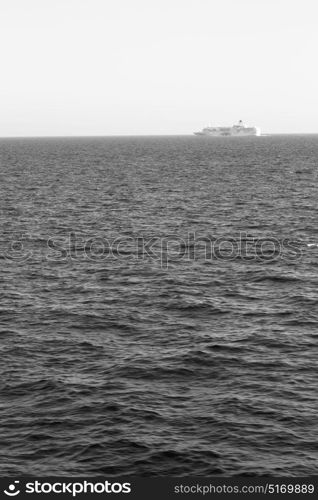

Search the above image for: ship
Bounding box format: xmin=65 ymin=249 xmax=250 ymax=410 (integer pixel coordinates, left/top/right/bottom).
xmin=194 ymin=120 xmax=261 ymax=137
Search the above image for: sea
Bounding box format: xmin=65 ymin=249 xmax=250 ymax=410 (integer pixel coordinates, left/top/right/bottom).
xmin=0 ymin=135 xmax=317 ymax=476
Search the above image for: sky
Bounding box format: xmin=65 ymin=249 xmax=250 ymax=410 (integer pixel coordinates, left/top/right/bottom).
xmin=0 ymin=0 xmax=317 ymax=136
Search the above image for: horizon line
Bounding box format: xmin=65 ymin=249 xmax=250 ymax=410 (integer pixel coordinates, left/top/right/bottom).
xmin=1 ymin=132 xmax=318 ymax=140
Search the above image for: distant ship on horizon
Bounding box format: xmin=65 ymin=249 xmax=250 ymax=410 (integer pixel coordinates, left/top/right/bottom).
xmin=194 ymin=120 xmax=261 ymax=137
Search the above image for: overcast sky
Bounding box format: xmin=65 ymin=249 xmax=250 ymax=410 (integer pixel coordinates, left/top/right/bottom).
xmin=0 ymin=0 xmax=317 ymax=136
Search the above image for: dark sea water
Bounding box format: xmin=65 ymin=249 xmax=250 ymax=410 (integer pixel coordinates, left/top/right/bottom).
xmin=0 ymin=135 xmax=318 ymax=476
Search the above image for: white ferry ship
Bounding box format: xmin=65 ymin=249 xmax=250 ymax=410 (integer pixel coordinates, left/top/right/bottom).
xmin=194 ymin=120 xmax=261 ymax=137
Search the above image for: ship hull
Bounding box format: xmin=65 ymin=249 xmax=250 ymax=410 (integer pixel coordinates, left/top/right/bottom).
xmin=194 ymin=130 xmax=261 ymax=137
